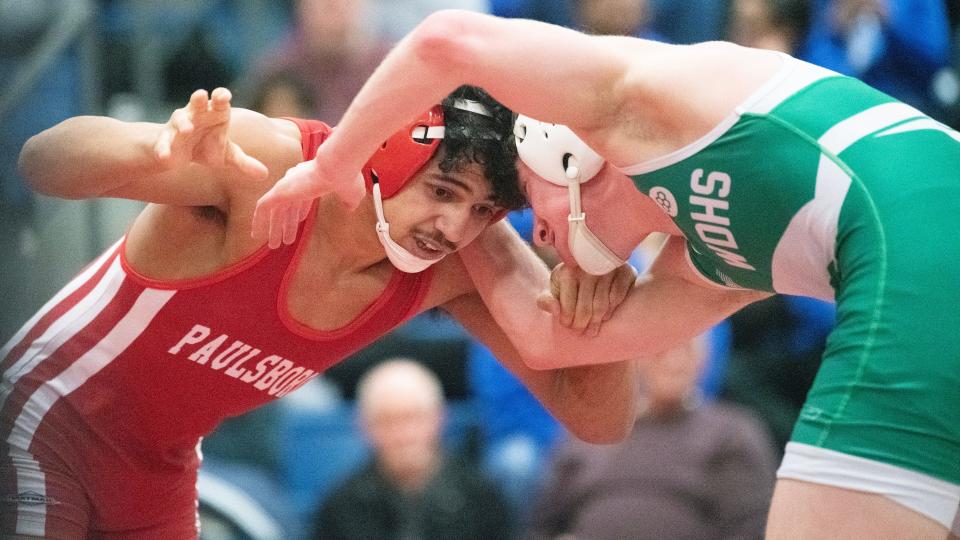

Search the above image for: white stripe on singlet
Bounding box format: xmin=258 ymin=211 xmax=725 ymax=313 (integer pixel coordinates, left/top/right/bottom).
xmin=0 ymin=256 xmax=126 ymax=411
xmin=9 ymin=286 xmax=175 ymax=535
xmin=0 ymin=240 xmax=121 ymax=360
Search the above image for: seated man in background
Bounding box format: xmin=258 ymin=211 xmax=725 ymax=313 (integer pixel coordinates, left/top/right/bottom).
xmin=529 ymin=336 xmax=777 ymax=540
xmin=311 ymin=358 xmax=512 ymax=540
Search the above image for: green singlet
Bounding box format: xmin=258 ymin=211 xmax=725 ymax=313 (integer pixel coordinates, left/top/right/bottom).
xmin=619 ymin=54 xmax=960 ymax=523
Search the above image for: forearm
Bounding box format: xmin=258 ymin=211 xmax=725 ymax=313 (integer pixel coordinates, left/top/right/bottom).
xmin=461 ymin=226 xmax=757 ymax=369
xmin=445 ymin=292 xmax=637 ymax=443
xmin=18 ymin=116 xmax=164 ymax=199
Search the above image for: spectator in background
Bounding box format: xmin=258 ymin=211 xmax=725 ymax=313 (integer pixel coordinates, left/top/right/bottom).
xmin=576 ymin=0 xmax=663 ymax=40
xmin=800 ymin=0 xmax=952 ymax=116
xmin=726 ymin=0 xmax=813 ymax=54
xmin=247 ymin=70 xmax=318 ymax=119
xmin=373 ymin=0 xmax=491 ymax=44
xmin=0 ymin=0 xmax=87 ymax=343
xmin=311 ymin=358 xmax=513 ymax=540
xmin=489 ymin=0 xmax=576 ymax=27
xmin=648 ymin=0 xmax=729 ymax=43
xmin=250 ymin=0 xmax=391 ymax=124
xmin=530 ymin=337 xmax=777 ymax=540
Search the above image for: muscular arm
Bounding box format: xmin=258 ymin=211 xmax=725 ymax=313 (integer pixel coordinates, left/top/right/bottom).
xmin=311 ymin=10 xmax=667 ymax=177
xmin=442 ymin=291 xmax=638 ymax=444
xmin=460 ymin=222 xmax=767 ymax=369
xmin=18 ymin=91 xmax=277 ymax=208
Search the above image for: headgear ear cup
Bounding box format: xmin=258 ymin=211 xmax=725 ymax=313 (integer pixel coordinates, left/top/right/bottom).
xmin=362 ymin=105 xmax=445 ymax=199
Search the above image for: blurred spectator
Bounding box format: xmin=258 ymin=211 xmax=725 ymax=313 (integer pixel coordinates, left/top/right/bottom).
xmin=466 ymin=337 xmax=563 ymax=527
xmin=250 ymin=0 xmax=391 ymax=124
xmin=489 ymin=0 xmax=576 ymax=27
xmin=648 ymin=0 xmax=729 ymax=43
xmin=799 ymin=0 xmax=952 ymax=116
xmin=248 ymin=70 xmax=318 ymax=118
xmin=576 ymin=0 xmax=663 ymax=40
xmin=530 ymin=337 xmax=777 ymax=540
xmin=310 ymin=358 xmax=513 ymax=540
xmin=459 ymin=209 xmax=558 ymax=532
xmin=720 ymin=296 xmax=833 ymax=456
xmin=373 ymin=0 xmax=491 ymax=43
xmin=0 ymin=0 xmax=88 ymax=343
xmin=726 ymin=0 xmax=813 ymax=54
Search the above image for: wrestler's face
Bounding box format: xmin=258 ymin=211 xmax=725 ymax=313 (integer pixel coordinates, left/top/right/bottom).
xmin=520 ymin=161 xmax=634 ymax=267
xmin=381 ymin=155 xmax=503 ymax=260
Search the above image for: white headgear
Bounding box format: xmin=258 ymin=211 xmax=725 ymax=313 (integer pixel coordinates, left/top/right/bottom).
xmin=514 ymin=115 xmax=625 ymax=275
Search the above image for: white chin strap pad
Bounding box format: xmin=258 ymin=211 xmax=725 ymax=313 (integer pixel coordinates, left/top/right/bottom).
xmin=514 ymin=115 xmax=605 ymax=185
xmin=569 ymin=216 xmax=625 ymax=275
xmin=373 ymin=183 xmax=440 ymax=273
xmin=515 ymin=115 xmax=624 ymax=275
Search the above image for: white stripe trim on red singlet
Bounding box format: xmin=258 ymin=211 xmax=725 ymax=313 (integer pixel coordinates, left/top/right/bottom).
xmin=0 ymin=257 xmax=127 ymax=411
xmin=1 ymin=239 xmax=122 ymax=360
xmin=9 ymin=286 xmax=176 ymax=535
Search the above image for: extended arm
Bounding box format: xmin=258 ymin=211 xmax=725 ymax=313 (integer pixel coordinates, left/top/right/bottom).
xmin=460 ymin=222 xmax=768 ymax=369
xmin=252 ymin=10 xmax=777 ymax=244
xmin=443 ymin=291 xmax=638 ymax=444
xmin=18 ymin=88 xmax=270 ymax=207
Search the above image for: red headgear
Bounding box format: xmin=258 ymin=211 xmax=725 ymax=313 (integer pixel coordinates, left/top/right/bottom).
xmin=362 ymin=105 xmax=445 ymax=199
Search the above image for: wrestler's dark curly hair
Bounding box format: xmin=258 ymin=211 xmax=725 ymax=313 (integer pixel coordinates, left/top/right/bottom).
xmin=438 ymin=86 xmax=527 ymax=211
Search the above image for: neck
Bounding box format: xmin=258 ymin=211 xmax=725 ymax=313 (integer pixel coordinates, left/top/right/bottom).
xmin=310 ymin=194 xmax=388 ymax=274
xmin=592 ymin=172 xmax=680 ymax=259
xmin=392 ymin=454 xmax=441 ymax=495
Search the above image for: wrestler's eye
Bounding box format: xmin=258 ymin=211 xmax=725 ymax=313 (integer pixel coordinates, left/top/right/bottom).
xmin=473 ymin=204 xmax=495 ymax=218
xmin=433 ymin=186 xmax=452 ymax=200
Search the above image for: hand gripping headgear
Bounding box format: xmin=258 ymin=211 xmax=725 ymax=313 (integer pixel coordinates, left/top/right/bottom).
xmin=514 ymin=115 xmax=625 ymax=275
xmin=365 ymin=99 xmax=494 ymax=273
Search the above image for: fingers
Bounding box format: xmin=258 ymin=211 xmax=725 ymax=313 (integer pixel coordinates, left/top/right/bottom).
xmin=298 ymin=200 xmax=312 ymax=222
xmin=606 ymin=264 xmax=637 ymax=321
xmin=572 ymin=272 xmax=599 ymax=333
xmin=282 ymin=204 xmax=300 ymax=246
xmin=154 ymin=124 xmax=177 ymax=164
xmin=226 ymin=141 xmax=269 ymax=181
xmin=335 ymin=173 xmax=367 ymax=210
xmin=536 ymin=290 xmax=560 ymax=316
xmin=585 ymin=272 xmax=613 ymax=337
xmin=210 ymin=87 xmax=232 ymax=111
xmin=252 ymin=186 xmax=310 ymax=248
xmin=553 ymin=264 xmax=579 ymax=328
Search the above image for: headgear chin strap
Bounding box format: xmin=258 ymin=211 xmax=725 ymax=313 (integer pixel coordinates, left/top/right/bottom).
xmin=372 ymin=182 xmax=437 ymax=273
xmin=369 ymin=99 xmax=493 ymax=273
xmin=514 ymin=115 xmax=625 ymax=275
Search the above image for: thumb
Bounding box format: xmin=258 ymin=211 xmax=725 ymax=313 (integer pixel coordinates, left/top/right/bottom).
xmin=537 ymin=290 xmax=560 ymax=316
xmin=336 ymin=172 xmax=367 ymax=210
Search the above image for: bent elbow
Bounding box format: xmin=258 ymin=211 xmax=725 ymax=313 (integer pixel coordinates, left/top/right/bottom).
xmin=409 ymin=10 xmax=483 ymax=76
xmin=518 ymin=341 xmax=561 ymax=371
xmin=17 ymin=135 xmax=50 ymax=196
xmin=568 ymin=414 xmax=635 ymax=445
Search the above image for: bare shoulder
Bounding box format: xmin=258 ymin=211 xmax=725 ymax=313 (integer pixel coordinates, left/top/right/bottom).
xmin=125 ymin=112 xmax=305 ymax=278
xmin=592 ymin=41 xmax=783 ymax=167
xmin=219 ymin=112 xmax=305 ymax=234
xmin=227 ymin=110 xmax=304 ymax=192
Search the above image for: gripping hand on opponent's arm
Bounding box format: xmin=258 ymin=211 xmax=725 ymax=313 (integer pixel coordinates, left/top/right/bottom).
xmin=537 ymin=262 xmax=637 ymax=336
xmin=155 ymin=88 xmax=268 ymax=181
xmin=251 ymin=145 xmax=367 ymax=249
